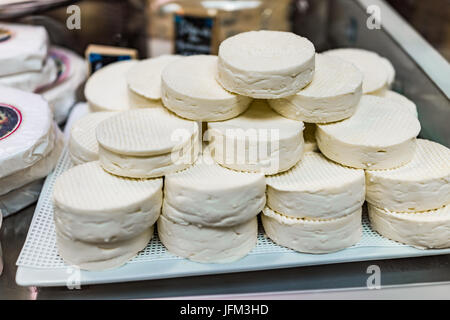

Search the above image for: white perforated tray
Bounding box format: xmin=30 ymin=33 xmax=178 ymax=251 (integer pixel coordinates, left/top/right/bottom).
xmin=16 ymin=149 xmax=450 ymax=287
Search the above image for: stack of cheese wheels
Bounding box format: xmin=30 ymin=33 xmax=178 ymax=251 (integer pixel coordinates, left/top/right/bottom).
xmin=53 ymin=161 xmax=163 ymax=270
xmin=96 ymin=108 xmax=199 ymax=178
xmin=85 ymin=60 xmax=161 ymax=112
xmin=263 ymin=152 xmax=365 ymax=253
xmin=0 ymin=86 xmax=63 ymax=200
xmin=366 ymin=139 xmax=450 ymax=249
xmin=0 ymin=23 xmax=57 ymax=92
xmin=159 ymin=154 xmax=266 ymax=263
xmin=208 ymin=100 xmax=305 ymax=175
xmin=323 ymin=48 xmax=395 ymax=96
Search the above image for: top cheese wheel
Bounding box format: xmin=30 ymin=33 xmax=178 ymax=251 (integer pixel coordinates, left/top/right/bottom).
xmin=96 ymin=108 xmax=199 ymax=156
xmin=85 ymin=60 xmax=161 ymax=112
xmin=268 ymin=54 xmax=363 ymax=123
xmin=316 ymin=95 xmax=421 ymax=170
xmin=161 ymin=55 xmax=252 ymax=121
xmin=217 ymin=31 xmax=315 ymax=99
xmin=0 ymin=23 xmax=48 ymax=76
xmin=0 ymin=86 xmax=54 ymax=178
xmin=126 ymin=55 xmax=181 ymax=100
xmin=323 ymin=48 xmax=391 ymax=94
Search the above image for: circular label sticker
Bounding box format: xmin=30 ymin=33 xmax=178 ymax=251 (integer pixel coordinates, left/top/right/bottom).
xmin=0 ymin=104 xmax=22 ymax=141
xmin=0 ymin=28 xmax=12 ymax=43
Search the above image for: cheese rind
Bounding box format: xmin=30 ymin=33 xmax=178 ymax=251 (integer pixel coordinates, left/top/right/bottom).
xmin=366 ymin=139 xmax=450 ymax=212
xmin=208 ymin=100 xmax=304 ymax=174
xmin=56 ymin=227 xmax=153 ymax=271
xmin=164 ymin=155 xmax=266 ymax=227
xmin=368 ymin=204 xmax=450 ymax=249
xmin=69 ymin=111 xmax=116 ymax=164
xmin=217 ymin=31 xmax=315 ymax=99
xmin=268 ymin=54 xmax=363 ymax=123
xmin=266 ymin=152 xmax=365 ymax=219
xmin=323 ymin=48 xmax=389 ymax=94
xmin=127 ymin=55 xmax=181 ymax=100
xmin=262 ymin=206 xmax=362 ymax=254
xmin=316 ymin=95 xmax=421 ymax=169
xmin=158 ymin=213 xmax=257 ymax=263
xmin=161 ymin=55 xmax=252 ymax=121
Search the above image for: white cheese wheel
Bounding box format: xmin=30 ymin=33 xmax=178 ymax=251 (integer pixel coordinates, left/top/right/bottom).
xmin=262 ymin=206 xmax=362 ymax=254
xmin=69 ymin=111 xmax=116 ymax=164
xmin=0 ymin=57 xmax=57 ymax=92
xmin=323 ymin=48 xmax=389 ymax=94
xmin=96 ymin=108 xmax=199 ymax=178
xmin=266 ymin=152 xmax=365 ymax=219
xmin=268 ymin=54 xmax=363 ymax=123
xmin=381 ymin=57 xmax=395 ymax=87
xmin=303 ymin=123 xmax=318 ymax=152
xmin=41 ymin=47 xmax=88 ymax=124
xmin=375 ymin=90 xmax=418 ymax=118
xmin=368 ymin=204 xmax=450 ymax=249
xmin=0 ymin=86 xmax=54 ymax=178
xmin=164 ymin=155 xmax=266 ymax=227
xmin=208 ymin=100 xmax=304 ymax=174
xmin=56 ymin=227 xmax=153 ymax=271
xmin=158 ymin=213 xmax=257 ymax=263
xmin=0 ymin=23 xmax=48 ymax=76
xmin=217 ymin=31 xmax=315 ymax=99
xmin=366 ymin=139 xmax=450 ymax=212
xmin=85 ymin=60 xmax=160 ymax=112
xmin=161 ymin=55 xmax=252 ymax=121
xmin=316 ymin=95 xmax=421 ymax=170
xmin=0 ymin=124 xmax=63 ymax=196
xmin=126 ymin=55 xmax=181 ymax=100
xmin=53 ymin=161 xmax=162 ymax=243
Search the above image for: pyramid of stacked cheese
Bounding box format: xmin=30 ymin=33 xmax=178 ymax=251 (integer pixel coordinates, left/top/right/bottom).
xmin=56 ymin=30 xmax=449 ymax=271
xmin=0 ymin=23 xmax=86 ymax=123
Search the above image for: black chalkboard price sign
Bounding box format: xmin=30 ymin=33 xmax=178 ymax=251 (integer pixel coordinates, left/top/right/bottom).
xmin=174 ymin=13 xmax=217 ymax=56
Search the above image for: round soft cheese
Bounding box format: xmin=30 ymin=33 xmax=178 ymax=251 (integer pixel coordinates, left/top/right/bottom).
xmin=0 ymin=124 xmax=63 ymax=196
xmin=217 ymin=31 xmax=315 ymax=99
xmin=208 ymin=100 xmax=304 ymax=174
xmin=127 ymin=55 xmax=181 ymax=100
xmin=323 ymin=48 xmax=389 ymax=94
xmin=85 ymin=60 xmax=160 ymax=112
xmin=161 ymin=55 xmax=252 ymax=121
xmin=69 ymin=111 xmax=116 ymax=164
xmin=158 ymin=213 xmax=257 ymax=263
xmin=381 ymin=57 xmax=395 ymax=88
xmin=262 ymin=206 xmax=362 ymax=254
xmin=368 ymin=204 xmax=450 ymax=249
xmin=266 ymin=152 xmax=365 ymax=219
xmin=0 ymin=57 xmax=57 ymax=92
xmin=53 ymin=161 xmax=162 ymax=243
xmin=268 ymin=54 xmax=363 ymax=123
xmin=164 ymin=155 xmax=266 ymax=227
xmin=56 ymin=227 xmax=153 ymax=271
xmin=316 ymin=95 xmax=421 ymax=170
xmin=366 ymin=139 xmax=450 ymax=212
xmin=0 ymin=86 xmax=54 ymax=178
xmin=0 ymin=23 xmax=48 ymax=76
xmin=375 ymin=90 xmax=418 ymax=118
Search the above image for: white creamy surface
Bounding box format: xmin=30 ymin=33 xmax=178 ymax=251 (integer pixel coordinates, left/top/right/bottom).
xmin=158 ymin=213 xmax=257 ymax=263
xmin=127 ymin=55 xmax=181 ymax=100
xmin=374 ymin=90 xmax=418 ymax=118
xmin=266 ymin=152 xmax=365 ymax=219
xmin=262 ymin=206 xmax=362 ymax=254
xmin=0 ymin=86 xmax=54 ymax=178
xmin=366 ymin=139 xmax=450 ymax=212
xmin=316 ymin=95 xmax=421 ymax=170
xmin=368 ymin=204 xmax=450 ymax=249
xmin=161 ymin=55 xmax=252 ymax=121
xmin=0 ymin=23 xmax=48 ymax=76
xmin=208 ymin=100 xmax=304 ymax=174
xmin=164 ymin=155 xmax=266 ymax=227
xmin=217 ymin=30 xmax=315 ymax=98
xmin=268 ymin=54 xmax=363 ymax=123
